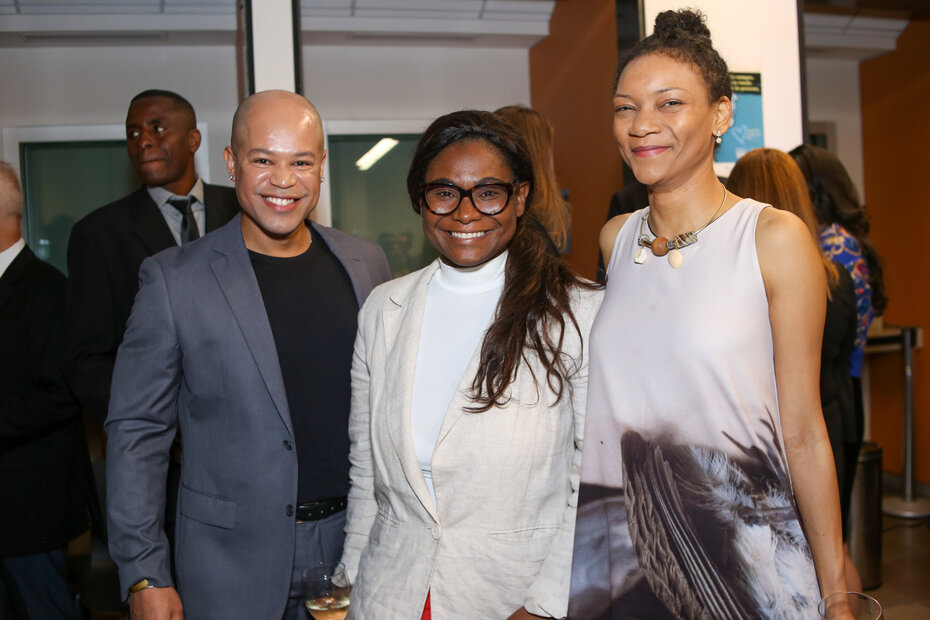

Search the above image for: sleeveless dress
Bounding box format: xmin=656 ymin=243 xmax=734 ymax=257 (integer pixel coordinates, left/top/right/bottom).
xmin=568 ymin=199 xmax=820 ymax=619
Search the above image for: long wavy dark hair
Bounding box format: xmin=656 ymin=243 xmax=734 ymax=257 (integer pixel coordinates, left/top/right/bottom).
xmin=407 ymin=110 xmax=599 ymax=412
xmin=790 ymin=144 xmax=888 ymax=315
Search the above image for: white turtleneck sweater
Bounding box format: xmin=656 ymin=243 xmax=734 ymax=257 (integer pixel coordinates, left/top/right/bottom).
xmin=410 ymin=251 xmax=508 ymax=503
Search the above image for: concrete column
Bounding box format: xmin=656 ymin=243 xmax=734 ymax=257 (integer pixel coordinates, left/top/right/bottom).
xmin=238 ymin=0 xmax=302 ymax=95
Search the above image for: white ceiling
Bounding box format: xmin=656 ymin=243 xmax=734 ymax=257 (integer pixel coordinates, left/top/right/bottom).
xmin=0 ymin=0 xmax=909 ymax=58
xmin=0 ymin=1 xmax=556 ymax=46
xmin=0 ymin=0 xmax=555 ymax=18
xmin=804 ymin=10 xmax=909 ymax=59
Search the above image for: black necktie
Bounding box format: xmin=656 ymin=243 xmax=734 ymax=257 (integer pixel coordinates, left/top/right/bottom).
xmin=167 ymin=197 xmax=200 ymax=244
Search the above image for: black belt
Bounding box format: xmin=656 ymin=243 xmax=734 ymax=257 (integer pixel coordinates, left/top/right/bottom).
xmin=295 ymin=497 xmax=347 ymax=522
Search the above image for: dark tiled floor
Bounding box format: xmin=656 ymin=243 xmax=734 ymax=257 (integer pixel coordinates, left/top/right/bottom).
xmin=868 ymin=515 xmax=930 ymax=619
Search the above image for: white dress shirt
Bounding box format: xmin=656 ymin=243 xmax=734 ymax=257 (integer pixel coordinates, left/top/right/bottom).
xmin=147 ymin=176 xmax=206 ymax=245
xmin=0 ymin=237 xmax=26 ymax=279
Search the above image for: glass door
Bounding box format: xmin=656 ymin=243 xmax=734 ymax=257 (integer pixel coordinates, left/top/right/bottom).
xmin=19 ymin=140 xmax=141 ymax=274
xmin=326 ymin=132 xmax=437 ymax=277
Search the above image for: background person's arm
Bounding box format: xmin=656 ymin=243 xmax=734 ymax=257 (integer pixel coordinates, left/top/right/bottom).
xmin=0 ymin=263 xmax=80 ymax=437
xmin=64 ymin=221 xmax=120 ymax=424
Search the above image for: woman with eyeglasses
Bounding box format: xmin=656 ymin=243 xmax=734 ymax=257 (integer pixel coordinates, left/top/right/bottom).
xmin=339 ymin=110 xmax=602 ymax=619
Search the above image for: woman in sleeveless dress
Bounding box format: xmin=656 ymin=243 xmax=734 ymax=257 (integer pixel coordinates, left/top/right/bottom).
xmin=568 ymin=10 xmax=851 ymax=619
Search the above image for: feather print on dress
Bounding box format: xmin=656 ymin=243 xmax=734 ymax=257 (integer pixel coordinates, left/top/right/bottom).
xmin=621 ymin=428 xmax=820 ymax=620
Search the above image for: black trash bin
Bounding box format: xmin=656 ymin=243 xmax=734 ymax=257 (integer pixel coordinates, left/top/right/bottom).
xmin=848 ymin=441 xmax=883 ymax=590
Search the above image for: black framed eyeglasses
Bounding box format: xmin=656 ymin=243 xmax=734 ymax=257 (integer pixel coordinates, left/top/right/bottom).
xmin=419 ymin=181 xmax=517 ymax=216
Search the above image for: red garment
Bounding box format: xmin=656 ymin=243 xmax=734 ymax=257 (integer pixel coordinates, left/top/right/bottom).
xmin=421 ymin=592 xmax=431 ymax=620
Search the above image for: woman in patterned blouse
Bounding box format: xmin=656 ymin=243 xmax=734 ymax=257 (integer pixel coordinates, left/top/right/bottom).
xmin=791 ymin=144 xmax=887 ymax=377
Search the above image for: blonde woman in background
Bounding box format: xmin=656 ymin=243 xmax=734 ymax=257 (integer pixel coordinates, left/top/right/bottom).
xmin=495 ymin=104 xmax=572 ymax=255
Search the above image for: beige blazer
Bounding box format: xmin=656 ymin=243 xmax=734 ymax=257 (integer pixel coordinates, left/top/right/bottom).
xmin=341 ymin=261 xmax=603 ymax=619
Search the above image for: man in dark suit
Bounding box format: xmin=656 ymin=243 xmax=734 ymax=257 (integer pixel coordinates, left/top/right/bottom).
xmin=106 ymin=91 xmax=391 ymax=620
xmin=0 ymin=161 xmax=88 ymax=619
xmin=65 ymin=89 xmax=239 ymax=425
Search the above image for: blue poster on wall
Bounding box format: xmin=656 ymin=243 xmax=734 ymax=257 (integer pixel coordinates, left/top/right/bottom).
xmin=716 ymin=72 xmax=763 ymax=165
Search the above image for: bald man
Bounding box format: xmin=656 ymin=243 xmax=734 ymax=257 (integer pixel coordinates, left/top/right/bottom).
xmin=105 ymin=91 xmax=391 ymax=620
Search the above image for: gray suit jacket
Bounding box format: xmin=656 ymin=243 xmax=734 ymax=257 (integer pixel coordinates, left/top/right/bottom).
xmin=105 ymin=215 xmax=390 ymax=619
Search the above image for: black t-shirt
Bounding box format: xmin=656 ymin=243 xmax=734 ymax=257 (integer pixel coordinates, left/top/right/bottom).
xmin=249 ymin=225 xmax=359 ymax=502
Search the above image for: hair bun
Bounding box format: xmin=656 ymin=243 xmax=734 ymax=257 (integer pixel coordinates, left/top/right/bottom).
xmin=653 ymin=9 xmax=712 ymax=41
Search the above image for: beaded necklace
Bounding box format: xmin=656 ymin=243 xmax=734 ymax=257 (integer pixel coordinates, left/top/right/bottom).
xmin=634 ymin=188 xmax=728 ymax=269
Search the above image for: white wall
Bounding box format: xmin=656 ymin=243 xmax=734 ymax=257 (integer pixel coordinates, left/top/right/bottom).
xmin=0 ymin=44 xmax=531 ymax=185
xmin=303 ymin=45 xmax=531 ymax=224
xmin=805 ymin=56 xmax=865 ymax=197
xmin=643 ymin=0 xmax=805 ymax=173
xmin=303 ymin=45 xmax=530 ymax=122
xmin=0 ymin=46 xmax=238 ymax=184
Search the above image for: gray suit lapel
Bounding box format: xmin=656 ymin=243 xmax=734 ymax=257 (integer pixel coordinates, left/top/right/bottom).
xmin=312 ymin=222 xmax=374 ymax=307
xmin=209 ymin=216 xmax=293 ymax=437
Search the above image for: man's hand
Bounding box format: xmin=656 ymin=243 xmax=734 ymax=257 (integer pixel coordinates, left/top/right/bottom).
xmin=130 ymin=586 xmax=183 ymax=620
xmin=506 ymin=607 xmax=547 ymax=620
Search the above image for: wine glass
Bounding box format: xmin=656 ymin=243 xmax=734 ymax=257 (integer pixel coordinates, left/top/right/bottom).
xmin=818 ymin=592 xmax=883 ymax=620
xmin=302 ymin=562 xmax=351 ymax=620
